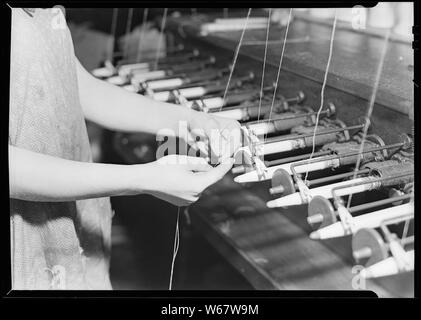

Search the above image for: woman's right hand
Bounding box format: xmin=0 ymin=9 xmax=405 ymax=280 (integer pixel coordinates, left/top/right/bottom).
xmin=132 ymin=155 xmax=234 ymax=207
xmin=9 ymin=147 xmax=232 ymax=204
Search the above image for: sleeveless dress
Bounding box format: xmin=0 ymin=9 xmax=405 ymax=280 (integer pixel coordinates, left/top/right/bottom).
xmin=9 ymin=8 xmax=114 ymax=289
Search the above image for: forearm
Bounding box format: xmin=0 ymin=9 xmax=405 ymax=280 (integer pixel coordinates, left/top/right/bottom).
xmin=9 ymin=146 xmax=143 ymax=202
xmin=77 ymin=60 xmax=193 ymax=135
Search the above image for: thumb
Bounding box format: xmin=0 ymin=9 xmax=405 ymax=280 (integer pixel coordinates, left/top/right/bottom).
xmin=203 ymin=158 xmax=234 ymax=186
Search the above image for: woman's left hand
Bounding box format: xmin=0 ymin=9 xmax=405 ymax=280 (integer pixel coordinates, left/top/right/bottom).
xmin=188 ymin=110 xmax=242 ymax=164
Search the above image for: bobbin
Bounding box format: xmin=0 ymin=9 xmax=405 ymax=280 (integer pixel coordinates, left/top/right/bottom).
xmin=352 ymin=228 xmax=389 ymax=267
xmin=307 ymin=195 xmax=337 ymax=229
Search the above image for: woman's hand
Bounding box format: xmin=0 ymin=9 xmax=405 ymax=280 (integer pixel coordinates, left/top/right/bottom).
xmin=9 ymin=147 xmax=232 ymax=205
xmin=133 ymin=155 xmax=234 ymax=206
xmin=188 ymin=110 xmax=242 ymax=164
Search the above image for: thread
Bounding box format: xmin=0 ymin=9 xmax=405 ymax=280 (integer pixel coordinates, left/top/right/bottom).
xmin=219 ymin=8 xmax=252 ymax=112
xmin=265 ymin=8 xmax=293 ymax=142
xmin=346 ymin=26 xmax=392 ymax=209
xmin=242 ymin=36 xmax=310 ymax=46
xmin=303 ymin=10 xmax=337 ymax=183
xmin=169 ymin=207 xmax=180 ymax=290
xmin=257 ymin=8 xmax=272 ymax=123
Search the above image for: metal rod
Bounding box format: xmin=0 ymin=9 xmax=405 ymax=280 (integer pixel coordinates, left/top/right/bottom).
xmin=266 ymin=150 xmax=332 ymax=166
xmin=205 ymin=84 xmax=274 ymax=102
xmin=401 ymin=235 xmax=414 ymax=246
xmin=307 ymin=168 xmax=371 ymax=187
xmin=210 ymin=102 xmax=273 ymax=113
xmin=332 ymin=172 xmax=414 ymax=204
xmin=257 ymin=123 xmax=364 ymax=145
xmin=248 ymin=108 xmax=329 ymax=126
xmin=272 ymin=168 xmax=372 ymax=193
xmin=289 ymin=141 xmax=407 ymax=171
xmin=348 ymin=194 xmax=412 ymax=214
xmin=285 ymin=93 xmax=304 ymax=104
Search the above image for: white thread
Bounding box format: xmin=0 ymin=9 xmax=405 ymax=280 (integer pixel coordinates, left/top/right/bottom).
xmin=265 ymin=8 xmax=293 ymax=141
xmin=124 ymin=8 xmax=134 ymax=60
xmin=346 ymin=26 xmax=392 ymax=209
xmin=303 ymin=10 xmax=337 ymax=183
xmin=257 ymin=8 xmax=272 ymax=122
xmin=169 ymin=207 xmax=180 ymax=290
xmin=242 ymin=36 xmax=310 ymax=46
xmin=154 ymin=8 xmax=168 ymax=71
xmin=218 ymin=8 xmax=252 ymax=112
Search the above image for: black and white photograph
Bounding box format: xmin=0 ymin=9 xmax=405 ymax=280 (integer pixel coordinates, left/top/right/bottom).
xmin=3 ymin=1 xmax=417 ymax=305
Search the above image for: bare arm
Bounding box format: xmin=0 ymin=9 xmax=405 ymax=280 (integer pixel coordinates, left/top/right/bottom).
xmin=76 ymin=59 xmax=193 ymax=135
xmin=75 ymin=59 xmax=242 ymax=161
xmin=9 ymin=145 xmax=137 ymax=201
xmin=9 ymin=145 xmax=233 ymax=205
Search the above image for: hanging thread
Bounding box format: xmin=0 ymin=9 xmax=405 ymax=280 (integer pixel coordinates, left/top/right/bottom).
xmin=346 ymin=25 xmax=392 ymax=209
xmin=218 ymin=8 xmax=252 ymax=112
xmin=169 ymin=207 xmax=180 ymax=290
xmin=303 ymin=10 xmax=337 ymax=183
xmin=264 ymin=8 xmax=293 ymax=142
xmin=257 ymin=8 xmax=272 ymax=122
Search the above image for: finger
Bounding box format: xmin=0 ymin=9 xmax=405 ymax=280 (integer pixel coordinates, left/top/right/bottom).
xmin=202 ymin=158 xmax=235 ymax=186
xmin=190 ymin=127 xmax=208 ymax=139
xmin=187 ymin=131 xmax=209 ymax=157
xmin=219 ymin=128 xmax=242 ymax=161
xmin=206 ymin=128 xmax=223 ymax=160
xmin=189 ymin=144 xmax=210 ymax=162
xmin=196 ymin=140 xmax=210 ymax=158
xmin=184 ymin=156 xmax=213 ymax=172
xmin=202 ymin=118 xmax=223 ymax=159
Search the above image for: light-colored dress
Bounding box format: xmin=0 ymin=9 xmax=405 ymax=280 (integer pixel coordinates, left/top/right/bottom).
xmin=9 ymin=8 xmax=113 ymax=289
